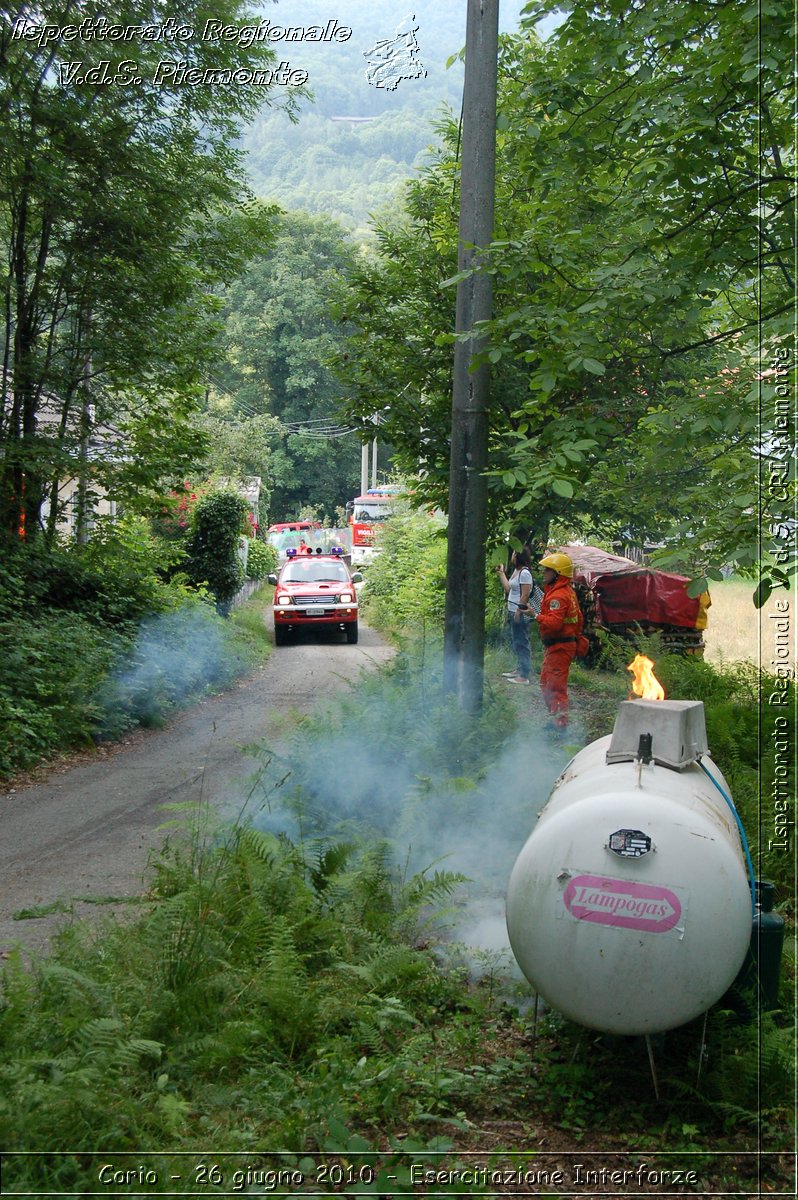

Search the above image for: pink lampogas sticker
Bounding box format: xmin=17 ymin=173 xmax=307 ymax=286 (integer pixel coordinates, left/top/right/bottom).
xmin=563 ymin=873 xmax=683 ymax=934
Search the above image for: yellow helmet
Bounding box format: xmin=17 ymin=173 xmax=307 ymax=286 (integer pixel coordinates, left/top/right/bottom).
xmin=539 ymin=552 xmax=574 ymax=578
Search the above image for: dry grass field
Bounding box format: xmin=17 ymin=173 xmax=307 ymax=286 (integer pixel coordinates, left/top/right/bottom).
xmin=703 ymin=577 xmax=795 ymax=671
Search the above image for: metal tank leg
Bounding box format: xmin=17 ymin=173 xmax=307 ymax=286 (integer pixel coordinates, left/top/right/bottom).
xmin=530 ymin=992 xmax=539 ymax=1055
xmin=570 ymin=1030 xmax=586 ymax=1064
xmin=644 ymin=1034 xmax=660 ymax=1100
xmin=696 ymin=1010 xmax=709 ymax=1085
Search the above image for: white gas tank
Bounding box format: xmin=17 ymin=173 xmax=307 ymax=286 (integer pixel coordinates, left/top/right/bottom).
xmin=506 ymin=701 xmax=752 ymax=1035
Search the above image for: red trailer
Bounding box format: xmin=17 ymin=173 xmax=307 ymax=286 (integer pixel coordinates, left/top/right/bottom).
xmin=558 ymin=545 xmax=711 ymax=657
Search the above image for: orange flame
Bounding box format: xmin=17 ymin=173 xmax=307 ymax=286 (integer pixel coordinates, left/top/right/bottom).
xmin=627 ymin=654 xmax=665 ymax=701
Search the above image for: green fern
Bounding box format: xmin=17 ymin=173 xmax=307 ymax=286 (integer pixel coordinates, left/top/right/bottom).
xmin=352 ymin=994 xmax=417 ymax=1054
xmin=235 ymin=825 xmax=281 ymax=868
xmin=337 ymin=943 xmax=429 ymax=994
xmin=178 ymin=1020 xmax=266 ymax=1074
xmin=74 ymin=1018 xmax=163 ymax=1069
xmin=665 ymin=1010 xmax=795 ymax=1133
xmin=308 ymin=840 xmax=357 ymax=894
xmin=400 ymin=868 xmax=469 ymax=914
xmin=39 ymin=963 xmax=111 ymax=1010
xmin=257 ymin=916 xmax=317 ymax=1057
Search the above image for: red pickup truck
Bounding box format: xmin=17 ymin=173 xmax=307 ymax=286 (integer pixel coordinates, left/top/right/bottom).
xmin=270 ymin=551 xmax=362 ymax=646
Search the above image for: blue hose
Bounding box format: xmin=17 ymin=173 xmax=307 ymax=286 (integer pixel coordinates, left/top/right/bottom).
xmin=697 ymin=757 xmax=756 ymax=917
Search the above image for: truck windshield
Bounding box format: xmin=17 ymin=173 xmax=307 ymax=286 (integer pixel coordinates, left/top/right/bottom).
xmin=354 ymin=504 xmax=391 ymax=522
xmin=282 ymin=561 xmax=350 ymax=583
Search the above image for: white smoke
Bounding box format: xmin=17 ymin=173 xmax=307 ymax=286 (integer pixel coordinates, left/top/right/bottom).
xmin=248 ymin=668 xmax=584 ymax=965
xmin=96 ymin=604 xmax=248 ymax=736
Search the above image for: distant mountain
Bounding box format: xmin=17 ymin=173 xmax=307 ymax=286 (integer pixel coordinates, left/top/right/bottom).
xmin=240 ymin=0 xmax=528 ymax=235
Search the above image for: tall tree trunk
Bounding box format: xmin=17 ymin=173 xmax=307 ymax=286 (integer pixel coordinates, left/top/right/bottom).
xmin=74 ymin=308 xmax=93 ymax=545
xmin=3 ymin=166 xmax=55 ymax=540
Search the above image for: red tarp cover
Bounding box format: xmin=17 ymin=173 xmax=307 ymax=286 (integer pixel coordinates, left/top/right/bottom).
xmin=558 ymin=545 xmax=701 ymax=629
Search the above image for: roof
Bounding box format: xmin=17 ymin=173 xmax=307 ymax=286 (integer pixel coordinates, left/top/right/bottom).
xmin=216 ymin=476 xmax=262 ymax=505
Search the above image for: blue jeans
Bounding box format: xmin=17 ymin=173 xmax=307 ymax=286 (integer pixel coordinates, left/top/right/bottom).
xmin=507 ymin=610 xmax=531 ymax=679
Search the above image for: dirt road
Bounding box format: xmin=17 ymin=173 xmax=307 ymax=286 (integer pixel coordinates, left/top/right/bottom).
xmin=0 ymin=612 xmax=394 ymax=960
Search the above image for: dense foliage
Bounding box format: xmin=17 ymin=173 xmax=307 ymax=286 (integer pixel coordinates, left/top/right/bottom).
xmin=184 ymin=491 xmax=249 ymax=610
xmin=207 ymin=212 xmax=362 ymax=522
xmin=245 ymin=537 xmax=279 ymax=581
xmin=361 ymin=510 xmax=448 ymax=631
xmin=363 ymin=509 xmax=507 ymax=640
xmin=0 ymin=0 xmax=289 ymax=544
xmin=338 ymin=0 xmax=795 ymax=593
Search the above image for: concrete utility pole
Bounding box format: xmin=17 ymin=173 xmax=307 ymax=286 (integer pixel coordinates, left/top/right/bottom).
xmin=360 ymin=442 xmax=369 ymax=495
xmin=442 ymin=0 xmax=499 ymax=713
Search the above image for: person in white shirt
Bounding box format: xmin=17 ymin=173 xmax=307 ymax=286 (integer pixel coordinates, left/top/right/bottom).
xmin=495 ymin=548 xmax=533 ymax=683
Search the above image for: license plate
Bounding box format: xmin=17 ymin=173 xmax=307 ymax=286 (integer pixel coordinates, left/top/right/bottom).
xmin=304 ymin=608 xmax=328 ymax=616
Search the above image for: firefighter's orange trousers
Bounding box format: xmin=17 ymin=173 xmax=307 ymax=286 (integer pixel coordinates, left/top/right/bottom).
xmin=540 ymin=643 xmax=577 ymax=728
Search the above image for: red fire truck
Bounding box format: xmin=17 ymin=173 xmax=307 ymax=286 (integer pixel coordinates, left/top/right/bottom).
xmin=346 ymin=488 xmax=400 ymax=567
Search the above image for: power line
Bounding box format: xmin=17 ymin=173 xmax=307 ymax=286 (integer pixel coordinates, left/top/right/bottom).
xmin=202 ymin=370 xmax=368 ymax=439
xmin=283 ymin=425 xmax=359 ymax=439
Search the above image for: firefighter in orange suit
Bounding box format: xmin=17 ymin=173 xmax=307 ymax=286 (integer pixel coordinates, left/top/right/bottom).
xmin=534 ymin=552 xmax=583 ymax=729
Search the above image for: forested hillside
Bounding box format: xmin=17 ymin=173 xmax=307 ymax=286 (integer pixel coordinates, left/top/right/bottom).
xmin=203 ymin=211 xmax=362 ymax=522
xmin=241 ymin=0 xmax=526 ymax=234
